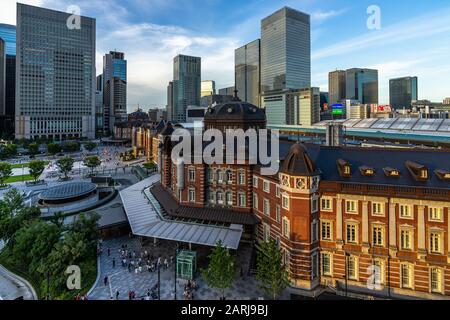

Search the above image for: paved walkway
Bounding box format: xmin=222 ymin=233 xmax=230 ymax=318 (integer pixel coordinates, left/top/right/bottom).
xmin=88 ymin=237 xmax=283 ymax=300
xmin=0 ymin=265 xmax=37 ymax=300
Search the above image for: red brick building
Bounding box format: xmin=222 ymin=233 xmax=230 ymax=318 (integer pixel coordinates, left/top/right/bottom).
xmin=146 ymin=98 xmax=450 ymax=299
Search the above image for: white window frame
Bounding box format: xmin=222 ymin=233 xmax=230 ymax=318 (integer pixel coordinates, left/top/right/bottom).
xmin=282 ymin=217 xmax=290 ymax=240
xmin=263 ymin=198 xmax=270 ymax=217
xmin=321 ymin=197 xmax=333 ymax=211
xmin=372 ymin=202 xmax=384 ymax=216
xmin=253 ymin=192 xmax=258 ymax=210
xmin=238 ymin=193 xmax=246 ymax=207
xmin=282 ymin=195 xmax=290 ymax=210
xmin=400 ymin=228 xmax=413 ymax=250
xmin=276 ymin=185 xmax=281 ymax=198
xmin=226 ymin=192 xmax=233 ymax=206
xmin=347 ymin=256 xmax=358 ymax=280
xmin=346 ymin=223 xmax=358 ymax=244
xmin=253 ymin=176 xmax=258 ymax=188
xmin=188 ymin=168 xmax=196 ymax=182
xmin=238 ymin=171 xmax=246 ymax=185
xmin=400 ymin=263 xmax=413 ymax=289
xmin=429 ymin=232 xmax=443 ymax=254
xmin=263 ymin=180 xmax=270 ymax=193
xmin=429 ymin=207 xmax=443 ymax=222
xmin=311 ymin=220 xmax=319 ymax=243
xmin=321 ymin=221 xmax=333 ymax=241
xmin=321 ymin=252 xmax=332 ymax=276
xmin=399 ymin=204 xmax=413 ymax=219
xmin=372 ymin=225 xmax=384 ymax=247
xmin=188 ymin=188 xmax=195 ymax=203
xmin=276 ymin=205 xmax=281 ymax=223
xmin=346 ymin=200 xmax=358 ymax=214
xmin=430 ymin=267 xmax=443 ymax=294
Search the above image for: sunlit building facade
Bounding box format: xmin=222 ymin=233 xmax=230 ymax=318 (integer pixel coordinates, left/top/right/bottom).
xmin=235 ymin=39 xmax=261 ymax=106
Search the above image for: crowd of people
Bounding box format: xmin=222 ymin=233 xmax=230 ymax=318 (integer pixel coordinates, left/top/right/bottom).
xmin=183 ymin=280 xmax=198 ymax=300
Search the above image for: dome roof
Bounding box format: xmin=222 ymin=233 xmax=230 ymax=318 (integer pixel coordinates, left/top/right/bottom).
xmin=280 ymin=143 xmax=319 ymax=176
xmin=39 ymin=182 xmax=97 ymax=201
xmin=204 ymin=100 xmax=266 ymax=122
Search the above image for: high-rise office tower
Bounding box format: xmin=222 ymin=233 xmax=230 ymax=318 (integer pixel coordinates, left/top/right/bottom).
xmin=328 ymin=70 xmax=346 ymax=106
xmin=261 ymin=7 xmax=310 ymax=93
xmin=345 ymin=68 xmax=378 ymax=105
xmin=95 ymin=75 xmax=104 ymax=137
xmin=0 ymin=39 xmax=5 ymax=117
xmin=15 ymin=4 xmax=96 ymax=140
xmin=235 ymin=39 xmax=261 ymax=106
xmin=103 ymin=51 xmax=127 ymax=133
xmin=172 ymin=54 xmax=201 ymax=123
xmin=218 ymin=86 xmax=235 ymax=96
xmin=167 ymin=81 xmax=174 ymax=121
xmin=389 ymin=76 xmax=418 ymax=109
xmin=0 ymin=24 xmax=17 ymax=137
xmin=201 ymin=80 xmax=216 ymax=98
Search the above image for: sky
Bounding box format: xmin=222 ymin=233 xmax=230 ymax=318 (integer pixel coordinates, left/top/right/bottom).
xmin=2 ymin=0 xmax=450 ymax=111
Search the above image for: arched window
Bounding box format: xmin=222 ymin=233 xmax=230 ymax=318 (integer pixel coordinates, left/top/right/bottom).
xmin=207 ymin=168 xmax=214 ymax=183
xmin=226 ymin=192 xmax=233 ymax=206
xmin=226 ymin=170 xmax=233 ymax=184
xmin=217 ymin=170 xmax=224 ymax=183
xmin=217 ymin=191 xmax=224 ymax=205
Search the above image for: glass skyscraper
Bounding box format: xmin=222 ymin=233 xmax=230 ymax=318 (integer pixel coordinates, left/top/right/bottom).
xmin=389 ymin=76 xmax=418 ymax=109
xmin=103 ymin=51 xmax=127 ymax=132
xmin=172 ymin=54 xmax=201 ymax=123
xmin=235 ymin=39 xmax=260 ymax=106
xmin=16 ymin=3 xmax=96 ymax=140
xmin=261 ymin=7 xmax=311 ymax=93
xmin=0 ymin=24 xmax=16 ymax=56
xmin=345 ymin=68 xmax=379 ymax=105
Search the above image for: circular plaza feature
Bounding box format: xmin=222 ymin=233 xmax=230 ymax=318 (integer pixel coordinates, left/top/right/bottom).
xmin=39 ymin=182 xmax=97 ymax=205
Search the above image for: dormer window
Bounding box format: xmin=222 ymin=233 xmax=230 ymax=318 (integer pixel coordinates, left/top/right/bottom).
xmin=337 ymin=159 xmax=351 ymax=177
xmin=384 ymin=167 xmax=400 ymax=177
xmin=360 ymin=166 xmax=375 ymax=177
xmin=435 ymin=169 xmax=450 ymax=181
xmin=405 ymin=161 xmax=428 ymax=181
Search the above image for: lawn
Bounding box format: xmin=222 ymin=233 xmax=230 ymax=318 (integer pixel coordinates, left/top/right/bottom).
xmin=5 ymin=174 xmax=34 ymax=183
xmin=10 ymin=161 xmax=50 ymax=169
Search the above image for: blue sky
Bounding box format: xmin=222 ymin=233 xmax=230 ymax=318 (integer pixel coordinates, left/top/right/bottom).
xmin=3 ymin=0 xmax=450 ymax=110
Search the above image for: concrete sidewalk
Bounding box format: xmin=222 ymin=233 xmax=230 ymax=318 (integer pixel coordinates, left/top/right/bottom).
xmin=0 ymin=265 xmax=38 ymax=300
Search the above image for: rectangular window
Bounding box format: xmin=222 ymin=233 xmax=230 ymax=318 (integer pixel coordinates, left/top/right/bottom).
xmin=312 ymin=254 xmax=319 ymax=279
xmin=431 ymin=268 xmax=443 ymax=293
xmin=429 ymin=208 xmax=443 ymax=222
xmin=321 ymin=253 xmax=332 ymax=276
xmin=188 ymin=169 xmax=195 ymax=182
xmin=372 ymin=202 xmax=383 ymax=216
xmin=400 ymin=205 xmax=412 ymax=218
xmin=238 ymin=193 xmax=246 ymax=207
xmin=373 ymin=259 xmax=385 ymax=284
xmin=429 ymin=233 xmax=442 ymax=254
xmin=263 ymin=199 xmax=270 ymax=216
xmin=372 ymin=226 xmax=384 ymax=247
xmin=238 ymin=171 xmax=246 ymax=185
xmin=347 ymin=256 xmax=357 ymax=280
xmin=400 ymin=230 xmax=412 ymax=250
xmin=321 ymin=198 xmax=332 ymax=211
xmin=263 ymin=224 xmax=270 ymax=242
xmin=276 ymin=205 xmax=281 ymax=223
xmin=188 ymin=189 xmax=195 ymax=203
xmin=253 ymin=176 xmax=258 ymax=188
xmin=401 ymin=264 xmax=413 ymax=289
xmin=276 ymin=185 xmax=281 ymax=198
xmin=282 ymin=218 xmax=290 ymax=239
xmin=226 ymin=192 xmax=233 ymax=206
xmin=282 ymin=195 xmax=289 ymax=210
xmin=312 ymin=198 xmax=318 ymax=213
xmin=346 ymin=224 xmax=358 ymax=243
xmin=253 ymin=193 xmax=258 ymax=210
xmin=321 ymin=221 xmax=332 ymax=241
xmin=346 ymin=200 xmax=357 ymax=213
xmin=312 ymin=221 xmax=318 ymax=243
xmin=263 ymin=180 xmax=270 ymax=193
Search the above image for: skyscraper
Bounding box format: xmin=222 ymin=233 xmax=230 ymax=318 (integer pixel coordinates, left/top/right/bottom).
xmin=201 ymin=80 xmax=216 ymax=98
xmin=235 ymin=39 xmax=261 ymax=106
xmin=15 ymin=4 xmax=96 ymax=140
xmin=0 ymin=39 xmax=5 ymax=117
xmin=95 ymin=75 xmax=104 ymax=137
xmin=103 ymin=51 xmax=127 ymax=133
xmin=172 ymin=54 xmax=201 ymax=123
xmin=0 ymin=24 xmax=17 ymax=137
xmin=218 ymin=86 xmax=235 ymax=96
xmin=261 ymin=7 xmax=310 ymax=93
xmin=389 ymin=76 xmax=418 ymax=109
xmin=328 ymin=70 xmax=346 ymax=106
xmin=167 ymin=81 xmax=174 ymax=121
xmin=345 ymin=68 xmax=378 ymax=105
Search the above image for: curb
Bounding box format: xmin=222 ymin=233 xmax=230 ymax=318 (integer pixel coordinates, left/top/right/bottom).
xmin=0 ymin=264 xmax=38 ymax=300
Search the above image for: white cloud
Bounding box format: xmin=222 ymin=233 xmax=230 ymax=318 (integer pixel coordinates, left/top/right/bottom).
xmin=311 ymin=9 xmax=347 ymax=23
xmin=0 ymin=0 xmax=43 ymax=25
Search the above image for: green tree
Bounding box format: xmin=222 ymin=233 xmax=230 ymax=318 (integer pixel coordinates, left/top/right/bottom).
xmin=62 ymin=141 xmax=80 ymax=153
xmin=202 ymin=240 xmax=235 ymax=299
xmin=83 ymin=156 xmax=101 ymax=176
xmin=143 ymin=162 xmax=157 ymax=172
xmin=5 ymin=144 xmax=17 ymax=158
xmin=28 ymin=142 xmax=39 ymax=156
xmin=0 ymin=162 xmax=12 ymax=186
xmin=256 ymin=240 xmax=290 ymax=300
xmin=56 ymin=157 xmax=74 ymax=180
xmin=28 ymin=160 xmax=46 ymax=183
xmin=47 ymin=143 xmax=62 ymax=156
xmin=84 ymin=142 xmax=97 ymax=152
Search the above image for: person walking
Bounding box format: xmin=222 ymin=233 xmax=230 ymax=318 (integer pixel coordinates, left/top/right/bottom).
xmin=115 ymin=290 xmax=120 ymax=300
xmin=107 ymin=248 xmax=111 ymax=257
xmin=112 ymin=258 xmax=116 ymax=268
xmin=104 ymin=276 xmax=108 ymax=286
